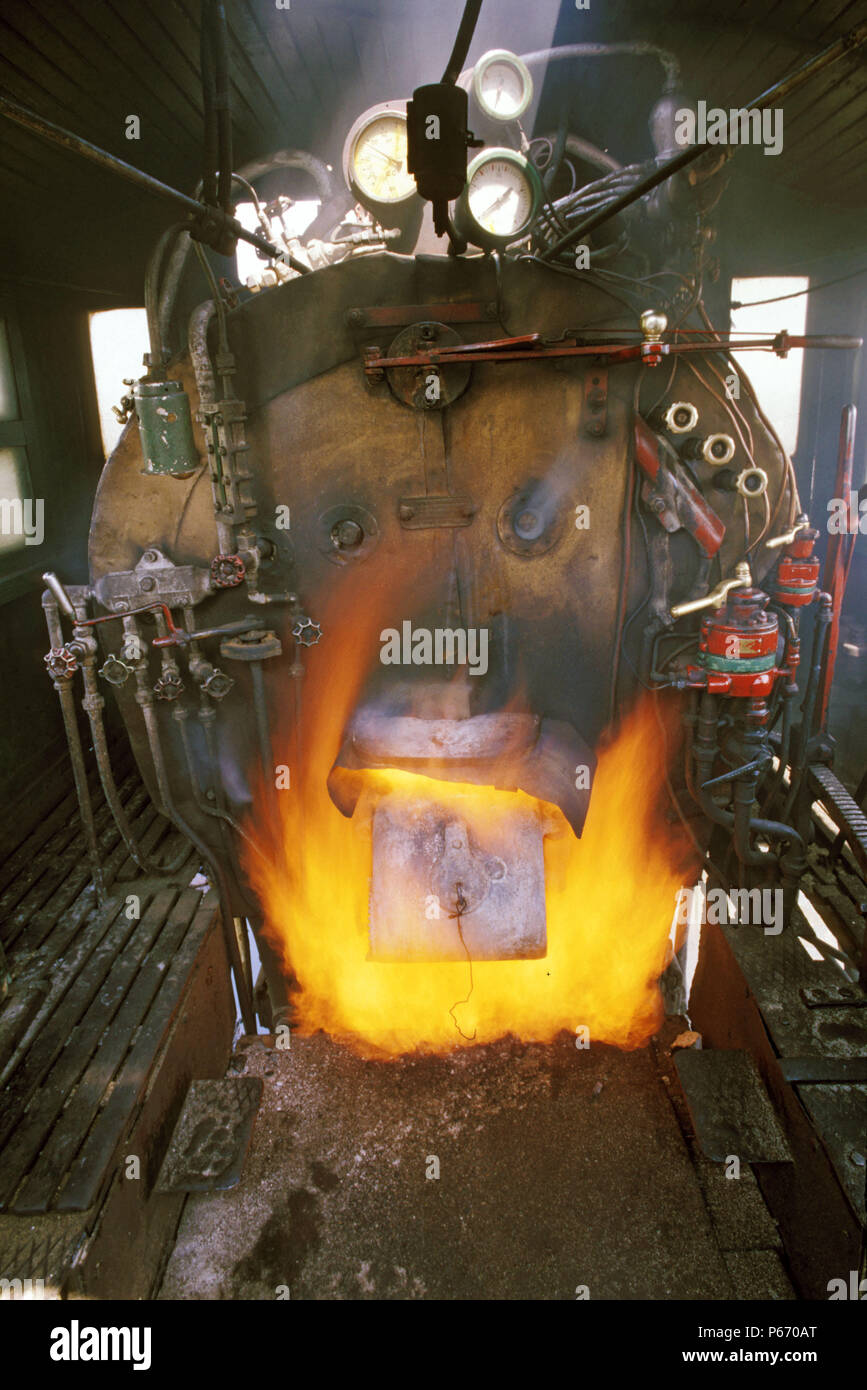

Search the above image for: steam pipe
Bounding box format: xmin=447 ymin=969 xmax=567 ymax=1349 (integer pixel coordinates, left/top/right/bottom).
xmin=781 ymin=591 xmax=832 ymax=824
xmin=199 ymin=0 xmax=218 ymax=208
xmin=442 ymin=0 xmax=483 ymax=85
xmin=42 ymin=592 xmax=107 ymax=905
xmin=817 ymin=406 xmax=858 ymax=728
xmin=209 ymin=1 xmax=234 ymax=213
xmin=127 ymin=616 xmax=257 ymax=1032
xmin=76 ymin=614 xmax=189 ymax=877
xmin=144 ymin=223 xmax=186 ymax=369
xmin=188 ymin=301 xmax=218 ymax=408
xmin=173 ymin=697 xmax=265 ymax=863
xmin=514 ymin=43 xmax=681 ymax=92
xmin=0 ymin=93 xmax=310 ymax=270
xmin=249 ymin=662 xmax=274 ymax=791
xmin=688 ymin=692 xmax=803 ymax=881
xmin=539 ymin=20 xmax=867 ymax=262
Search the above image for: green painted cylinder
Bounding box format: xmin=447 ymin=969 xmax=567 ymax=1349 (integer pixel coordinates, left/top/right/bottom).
xmin=134 ymin=379 xmax=198 ymax=476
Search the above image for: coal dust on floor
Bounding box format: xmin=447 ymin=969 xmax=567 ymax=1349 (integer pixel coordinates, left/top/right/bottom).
xmin=158 ymin=1031 xmax=792 ymax=1300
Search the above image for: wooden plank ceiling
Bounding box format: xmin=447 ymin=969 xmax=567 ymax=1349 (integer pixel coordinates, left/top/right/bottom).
xmin=0 ymin=0 xmax=864 ymax=295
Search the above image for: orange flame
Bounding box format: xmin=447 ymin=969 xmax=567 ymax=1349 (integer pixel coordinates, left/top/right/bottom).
xmin=244 ymin=566 xmax=694 ymax=1057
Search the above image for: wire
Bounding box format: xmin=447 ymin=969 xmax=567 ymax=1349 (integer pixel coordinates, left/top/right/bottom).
xmin=731 ymin=265 xmax=867 ymax=309
xmin=448 ymin=883 xmax=477 ymax=1042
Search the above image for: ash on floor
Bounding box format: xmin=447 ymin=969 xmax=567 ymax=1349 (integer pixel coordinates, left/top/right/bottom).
xmin=158 ymin=1030 xmax=792 ymax=1301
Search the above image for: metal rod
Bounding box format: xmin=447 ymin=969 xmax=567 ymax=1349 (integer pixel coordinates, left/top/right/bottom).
xmin=0 ymin=92 xmax=309 ymax=271
xmin=539 ymin=20 xmax=867 ymax=262
xmin=42 ymin=593 xmax=107 ymax=905
xmin=817 ymin=405 xmax=858 ymax=730
xmin=250 ymin=661 xmax=274 ymax=789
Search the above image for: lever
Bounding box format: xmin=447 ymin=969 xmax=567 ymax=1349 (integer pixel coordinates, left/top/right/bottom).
xmin=671 ymin=562 xmax=752 ymax=618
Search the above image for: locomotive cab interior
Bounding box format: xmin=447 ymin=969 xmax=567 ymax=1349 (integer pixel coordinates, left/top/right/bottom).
xmin=0 ymin=0 xmax=866 ymax=1322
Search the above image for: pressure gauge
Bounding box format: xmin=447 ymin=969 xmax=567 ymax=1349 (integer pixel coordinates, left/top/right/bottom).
xmin=472 ymin=49 xmax=533 ymax=122
xmin=453 ymin=148 xmax=543 ymax=250
xmin=343 ymin=101 xmax=416 ymax=213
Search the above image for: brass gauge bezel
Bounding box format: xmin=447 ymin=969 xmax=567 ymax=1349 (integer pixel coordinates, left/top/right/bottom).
xmin=342 ymin=101 xmax=416 ymax=215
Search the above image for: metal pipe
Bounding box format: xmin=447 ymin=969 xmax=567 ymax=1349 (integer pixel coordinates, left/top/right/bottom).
xmin=78 ymin=623 xmax=188 ymax=876
xmin=250 ymin=661 xmax=274 ymax=789
xmin=188 ymin=301 xmax=218 ymax=408
xmin=144 ymin=223 xmax=185 ymax=368
xmin=539 ymin=21 xmax=867 ymax=262
xmin=42 ymin=592 xmax=106 ymax=905
xmin=210 ymin=1 xmax=234 ymax=213
xmin=0 ymin=92 xmax=310 ymax=270
xmin=129 ymin=628 xmax=257 ymax=1032
xmin=782 ymin=592 xmax=832 ymax=823
xmin=516 ymin=42 xmax=680 ymax=92
xmin=817 ymin=406 xmax=858 ymax=729
xmin=442 ymin=0 xmax=483 ymax=85
xmin=174 ymin=700 xmax=264 ymax=861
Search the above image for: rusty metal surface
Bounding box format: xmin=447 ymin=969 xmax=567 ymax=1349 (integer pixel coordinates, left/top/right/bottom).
xmin=674 ymin=1049 xmax=794 ymax=1163
xmin=347 ymin=301 xmax=496 ymax=328
xmin=87 ymin=251 xmax=791 ymax=915
xmin=155 ymin=1078 xmax=263 ymax=1193
xmin=368 ymin=793 xmax=549 ymax=961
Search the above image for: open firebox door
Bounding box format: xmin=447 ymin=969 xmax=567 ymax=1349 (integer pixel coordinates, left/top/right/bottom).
xmin=328 ymin=703 xmax=596 ymax=961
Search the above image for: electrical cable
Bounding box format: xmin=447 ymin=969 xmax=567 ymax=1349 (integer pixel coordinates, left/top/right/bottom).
xmin=731 ymin=265 xmax=867 ymax=309
xmin=442 ymin=0 xmax=483 ymax=85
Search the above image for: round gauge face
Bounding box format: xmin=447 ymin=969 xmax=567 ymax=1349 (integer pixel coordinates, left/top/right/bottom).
xmin=465 ymin=155 xmax=536 ymax=241
xmin=349 ymin=112 xmax=415 ymax=205
xmin=473 ymin=50 xmax=533 ymax=121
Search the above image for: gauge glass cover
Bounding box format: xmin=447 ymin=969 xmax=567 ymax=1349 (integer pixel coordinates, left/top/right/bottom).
xmin=474 ymin=51 xmax=532 ymax=121
xmin=351 ymin=114 xmax=415 ymax=204
xmin=466 ymin=156 xmax=534 ymax=239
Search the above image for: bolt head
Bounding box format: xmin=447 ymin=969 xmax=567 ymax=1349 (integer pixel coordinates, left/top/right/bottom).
xmin=332 ymin=519 xmax=363 ymax=549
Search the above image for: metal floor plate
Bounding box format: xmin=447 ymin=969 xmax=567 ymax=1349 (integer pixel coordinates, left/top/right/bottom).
xmin=674 ymin=1049 xmax=794 ymax=1163
xmin=155 ymin=1078 xmax=264 ymax=1194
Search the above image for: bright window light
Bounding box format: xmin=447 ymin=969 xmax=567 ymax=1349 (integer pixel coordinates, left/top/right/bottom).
xmin=0 ymin=318 xmax=20 ymax=423
xmin=730 ymin=277 xmax=809 ymax=456
xmin=0 ymin=446 xmax=32 ymax=555
xmin=234 ymin=199 xmax=319 ymax=285
xmin=89 ymin=308 xmax=150 ymax=457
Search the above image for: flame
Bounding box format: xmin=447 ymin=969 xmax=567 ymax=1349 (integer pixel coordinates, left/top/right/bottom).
xmin=244 ymin=566 xmax=694 ymax=1057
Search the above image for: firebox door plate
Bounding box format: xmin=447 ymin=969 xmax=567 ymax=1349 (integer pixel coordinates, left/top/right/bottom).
xmin=367 ymin=791 xmax=548 ymax=962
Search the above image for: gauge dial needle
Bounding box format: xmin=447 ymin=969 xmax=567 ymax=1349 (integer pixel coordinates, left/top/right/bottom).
xmin=368 ymin=145 xmax=402 ymax=169
xmin=478 ymin=188 xmax=515 ymax=221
